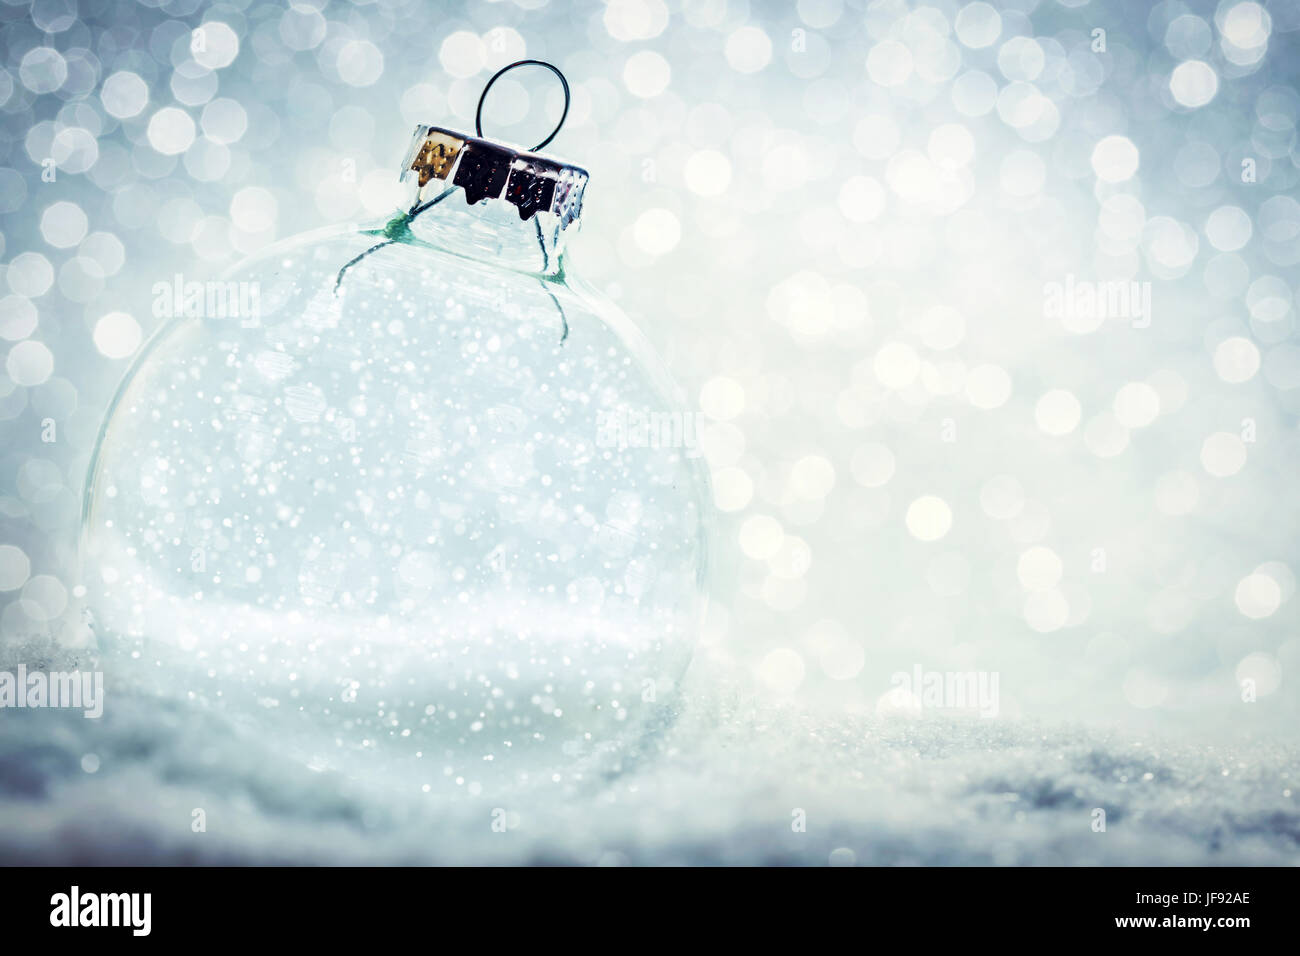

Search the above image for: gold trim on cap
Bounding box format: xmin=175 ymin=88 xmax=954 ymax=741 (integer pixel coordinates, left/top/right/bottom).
xmin=407 ymin=127 xmax=465 ymax=186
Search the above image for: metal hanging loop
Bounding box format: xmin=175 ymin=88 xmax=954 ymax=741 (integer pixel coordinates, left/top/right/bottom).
xmin=475 ymin=59 xmax=571 ymax=152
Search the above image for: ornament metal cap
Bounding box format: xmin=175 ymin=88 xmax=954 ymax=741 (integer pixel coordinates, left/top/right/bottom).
xmin=401 ymin=61 xmax=588 ymax=227
xmin=403 ymin=126 xmax=588 ymax=227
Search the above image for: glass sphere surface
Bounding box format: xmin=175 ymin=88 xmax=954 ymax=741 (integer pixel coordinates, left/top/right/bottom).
xmin=81 ymin=200 xmax=709 ymax=798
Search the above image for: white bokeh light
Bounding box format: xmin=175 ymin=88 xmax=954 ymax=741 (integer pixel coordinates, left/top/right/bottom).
xmin=0 ymin=296 xmax=37 ymax=341
xmin=1204 ymin=205 xmax=1252 ymax=252
xmin=147 ymin=107 xmax=196 ymax=155
xmin=1170 ymin=60 xmax=1219 ymax=108
xmin=439 ymin=31 xmax=486 ymax=78
xmin=6 ymin=339 xmax=54 ymax=386
xmin=1090 ymin=135 xmax=1139 ymax=182
xmin=191 ymin=22 xmax=240 ymax=70
xmin=337 ymin=40 xmax=384 ymax=88
xmin=93 ymin=312 xmax=142 ymax=360
xmin=867 ymin=40 xmax=913 ymax=87
xmin=624 ymin=50 xmax=670 ymax=98
xmin=1200 ymin=432 xmax=1247 ymax=477
xmin=966 ymin=364 xmax=1012 ymax=409
xmin=906 ymin=496 xmax=953 ymax=541
xmin=683 ymin=150 xmax=731 ymax=197
xmin=1234 ymin=573 xmax=1281 ymax=619
xmin=839 ymin=175 xmax=886 ymax=222
xmin=632 ymin=208 xmax=680 ymax=256
xmin=39 ymin=202 xmax=88 ymax=249
xmin=725 ymin=26 xmax=772 ymax=73
xmin=230 ymin=187 xmax=277 ymax=234
xmin=6 ymin=252 xmax=53 ymax=297
xmin=101 ymin=71 xmax=149 ymax=118
xmin=954 ymin=2 xmax=1002 ymax=49
xmin=874 ymin=342 xmax=921 ymax=389
xmin=0 ymin=544 xmax=31 ymax=591
xmin=1035 ymin=389 xmax=1082 ymax=436
xmin=1018 ymin=546 xmax=1063 ymax=591
xmin=1214 ymin=337 xmax=1261 ymax=383
xmin=1113 ymin=382 xmax=1160 ymax=428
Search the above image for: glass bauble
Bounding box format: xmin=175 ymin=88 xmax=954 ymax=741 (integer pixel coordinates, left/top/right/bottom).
xmin=80 ymin=126 xmax=710 ymax=798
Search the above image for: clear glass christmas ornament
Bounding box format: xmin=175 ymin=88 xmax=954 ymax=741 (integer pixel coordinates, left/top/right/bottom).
xmin=80 ymin=76 xmax=710 ymax=797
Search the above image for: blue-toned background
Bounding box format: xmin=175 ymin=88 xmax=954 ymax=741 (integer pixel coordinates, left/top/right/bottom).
xmin=0 ymin=0 xmax=1298 ymax=864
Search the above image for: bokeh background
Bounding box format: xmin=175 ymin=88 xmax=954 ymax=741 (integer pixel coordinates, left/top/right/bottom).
xmin=0 ymin=0 xmax=1299 ymax=865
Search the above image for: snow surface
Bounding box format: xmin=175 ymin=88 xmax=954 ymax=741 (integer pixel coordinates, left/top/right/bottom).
xmin=1 ymin=653 xmax=1297 ymax=866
